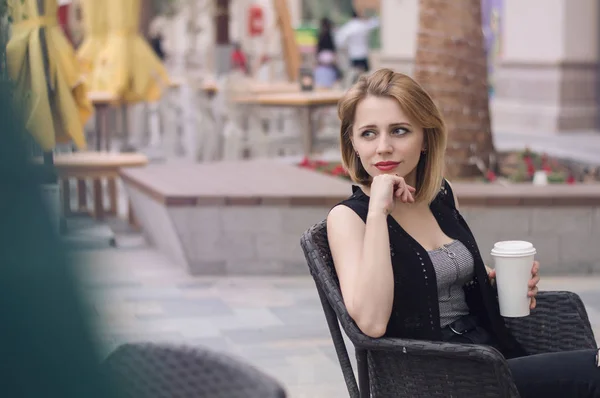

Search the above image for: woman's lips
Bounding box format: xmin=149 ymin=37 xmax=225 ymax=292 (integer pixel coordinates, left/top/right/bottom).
xmin=374 ymin=161 xmax=400 ymax=171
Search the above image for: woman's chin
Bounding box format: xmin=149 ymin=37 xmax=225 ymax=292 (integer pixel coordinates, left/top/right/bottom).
xmin=374 ymin=168 xmax=402 ymax=176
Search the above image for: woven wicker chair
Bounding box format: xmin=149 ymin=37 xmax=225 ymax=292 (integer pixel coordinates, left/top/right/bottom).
xmin=300 ymin=220 xmax=598 ymax=398
xmin=102 ymin=342 xmax=287 ymax=398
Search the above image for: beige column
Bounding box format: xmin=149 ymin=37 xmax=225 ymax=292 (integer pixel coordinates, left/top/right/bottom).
xmin=379 ymin=0 xmax=418 ymax=75
xmin=492 ymin=0 xmax=599 ymax=133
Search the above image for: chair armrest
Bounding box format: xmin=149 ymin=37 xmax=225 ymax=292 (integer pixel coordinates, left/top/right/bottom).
xmin=351 ymin=335 xmax=519 ymax=397
xmin=504 ymin=291 xmax=598 ymax=355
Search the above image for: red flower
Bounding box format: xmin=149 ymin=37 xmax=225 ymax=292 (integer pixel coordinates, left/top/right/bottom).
xmin=299 ymin=156 xmax=311 ymax=167
xmin=331 ymin=165 xmax=346 ymax=176
xmin=541 ymin=153 xmax=552 ymax=173
xmin=486 ymin=170 xmax=497 ymax=182
xmin=567 ymin=174 xmax=576 ymax=184
xmin=524 ymin=157 xmax=535 ymax=177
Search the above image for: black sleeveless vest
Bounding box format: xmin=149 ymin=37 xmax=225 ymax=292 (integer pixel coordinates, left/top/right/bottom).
xmin=338 ymin=180 xmax=526 ymax=359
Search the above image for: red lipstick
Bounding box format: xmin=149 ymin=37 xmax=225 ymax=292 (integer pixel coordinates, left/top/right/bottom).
xmin=374 ymin=161 xmax=400 ymax=171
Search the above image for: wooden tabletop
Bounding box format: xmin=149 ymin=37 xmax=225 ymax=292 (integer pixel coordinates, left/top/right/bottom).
xmin=49 ymin=152 xmax=149 ymax=169
xmin=233 ymin=90 xmax=345 ymax=106
xmin=169 ymin=77 xmax=302 ymax=95
xmin=87 ymin=91 xmax=120 ymax=105
xmin=241 ymin=81 xmax=301 ymax=95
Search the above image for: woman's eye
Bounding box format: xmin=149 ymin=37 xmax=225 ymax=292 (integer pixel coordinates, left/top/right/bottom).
xmin=392 ymin=127 xmax=409 ymax=135
xmin=361 ymin=130 xmax=375 ymax=138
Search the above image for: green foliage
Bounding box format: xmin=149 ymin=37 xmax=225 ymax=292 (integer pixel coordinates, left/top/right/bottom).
xmin=547 ymin=171 xmax=566 ymax=184
xmin=1 ymin=0 xmax=8 ymax=80
xmin=0 ymin=0 xmax=7 ymax=19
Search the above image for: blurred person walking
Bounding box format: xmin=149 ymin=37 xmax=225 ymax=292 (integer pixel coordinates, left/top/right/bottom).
xmin=314 ymin=17 xmax=341 ymax=88
xmin=335 ymin=7 xmax=379 ymax=73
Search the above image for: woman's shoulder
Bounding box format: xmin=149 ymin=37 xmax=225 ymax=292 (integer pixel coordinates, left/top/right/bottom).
xmin=432 ymin=178 xmax=458 ymax=210
xmin=329 ymin=185 xmax=369 ymax=223
xmin=436 ymin=178 xmax=458 ymax=210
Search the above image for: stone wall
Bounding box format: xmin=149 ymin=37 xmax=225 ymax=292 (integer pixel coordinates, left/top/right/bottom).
xmin=170 ymin=204 xmax=328 ymax=275
xmin=462 ymin=206 xmax=600 ymax=274
xmin=121 ymin=161 xmax=600 ymax=276
xmin=127 ymin=182 xmax=600 ymax=275
xmin=378 ymin=0 xmax=600 ymax=133
xmin=124 ymin=186 xmax=334 ymax=276
xmin=492 ymin=61 xmax=599 ymax=132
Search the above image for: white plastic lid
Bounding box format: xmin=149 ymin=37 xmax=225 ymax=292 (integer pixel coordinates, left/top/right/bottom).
xmin=490 ymin=241 xmax=536 ymax=257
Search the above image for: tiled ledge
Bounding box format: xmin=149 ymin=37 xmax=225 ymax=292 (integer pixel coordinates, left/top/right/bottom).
xmin=120 ymin=160 xmax=600 ymax=207
xmin=119 ymin=160 xmax=352 ymax=207
xmin=454 ymin=183 xmax=600 ymax=206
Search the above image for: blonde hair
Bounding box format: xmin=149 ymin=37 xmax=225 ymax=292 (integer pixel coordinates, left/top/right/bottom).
xmin=337 ymin=69 xmax=447 ymax=204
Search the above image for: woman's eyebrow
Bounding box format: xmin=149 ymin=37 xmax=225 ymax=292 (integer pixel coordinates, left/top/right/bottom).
xmin=358 ymin=122 xmax=413 ymax=129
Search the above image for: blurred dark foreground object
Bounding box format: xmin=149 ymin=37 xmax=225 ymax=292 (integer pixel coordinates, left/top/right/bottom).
xmin=0 ymin=78 xmax=121 ymax=396
xmin=0 ymin=78 xmax=287 ymax=397
xmin=103 ymin=342 xmax=288 ymax=398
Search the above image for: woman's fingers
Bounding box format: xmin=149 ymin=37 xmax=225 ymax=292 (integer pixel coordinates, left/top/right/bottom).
xmin=531 ymin=260 xmax=540 ymax=275
xmin=394 ymin=185 xmax=402 ymax=198
xmin=528 ymin=286 xmax=539 ymax=298
xmin=401 ymin=182 xmax=410 ymax=203
xmin=393 ymin=179 xmax=407 ymax=202
xmin=392 ymin=175 xmax=416 ymax=203
xmin=393 ymin=175 xmax=416 ymax=193
xmin=528 ymin=275 xmax=540 ymax=288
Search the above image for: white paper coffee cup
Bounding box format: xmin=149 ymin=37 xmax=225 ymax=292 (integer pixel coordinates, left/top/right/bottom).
xmin=491 ymin=241 xmax=536 ymax=317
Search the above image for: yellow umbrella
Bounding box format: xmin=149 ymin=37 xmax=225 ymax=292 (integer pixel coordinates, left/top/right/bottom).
xmin=6 ymin=0 xmax=91 ymax=151
xmin=76 ymin=0 xmax=107 ymax=75
xmin=90 ymin=0 xmax=170 ymax=103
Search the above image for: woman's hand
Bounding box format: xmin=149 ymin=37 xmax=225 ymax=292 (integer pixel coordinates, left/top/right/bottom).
xmin=527 ymin=261 xmax=540 ymax=309
xmin=368 ymin=174 xmax=415 ymax=215
xmin=487 ymin=261 xmax=541 ymax=309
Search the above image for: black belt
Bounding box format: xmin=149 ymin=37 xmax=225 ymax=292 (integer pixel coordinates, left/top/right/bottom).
xmin=441 ymin=315 xmax=479 ymax=341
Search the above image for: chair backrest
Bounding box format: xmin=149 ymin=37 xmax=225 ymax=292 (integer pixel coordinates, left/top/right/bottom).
xmin=103 ymin=342 xmax=287 ymax=398
xmin=300 ymin=219 xmax=366 ymax=397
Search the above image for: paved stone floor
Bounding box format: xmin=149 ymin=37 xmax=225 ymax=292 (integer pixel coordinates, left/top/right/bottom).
xmin=70 ymin=229 xmax=600 ymax=398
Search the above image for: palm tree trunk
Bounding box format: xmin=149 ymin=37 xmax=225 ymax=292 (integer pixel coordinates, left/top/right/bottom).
xmin=414 ymin=0 xmax=495 ymax=179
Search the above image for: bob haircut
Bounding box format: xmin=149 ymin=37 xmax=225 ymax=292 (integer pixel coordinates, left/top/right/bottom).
xmin=337 ymin=68 xmax=447 ymax=204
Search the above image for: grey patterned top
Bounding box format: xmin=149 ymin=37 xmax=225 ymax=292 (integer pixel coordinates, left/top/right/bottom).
xmin=428 ymin=240 xmax=475 ymax=327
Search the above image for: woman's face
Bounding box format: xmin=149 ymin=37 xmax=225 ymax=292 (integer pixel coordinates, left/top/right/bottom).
xmin=351 ymin=95 xmax=425 ymax=185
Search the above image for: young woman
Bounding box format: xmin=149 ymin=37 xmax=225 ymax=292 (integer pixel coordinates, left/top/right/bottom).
xmin=327 ymin=68 xmax=600 ymax=397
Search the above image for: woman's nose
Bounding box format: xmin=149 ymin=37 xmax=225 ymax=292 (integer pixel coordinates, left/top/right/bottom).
xmin=376 ymin=136 xmax=393 ymax=154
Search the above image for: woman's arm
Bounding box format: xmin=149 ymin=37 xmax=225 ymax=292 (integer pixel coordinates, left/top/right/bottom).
xmin=327 ymin=205 xmax=395 ymax=338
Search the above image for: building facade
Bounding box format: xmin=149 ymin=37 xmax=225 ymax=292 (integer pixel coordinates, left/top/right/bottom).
xmin=379 ymin=0 xmax=600 ymax=133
